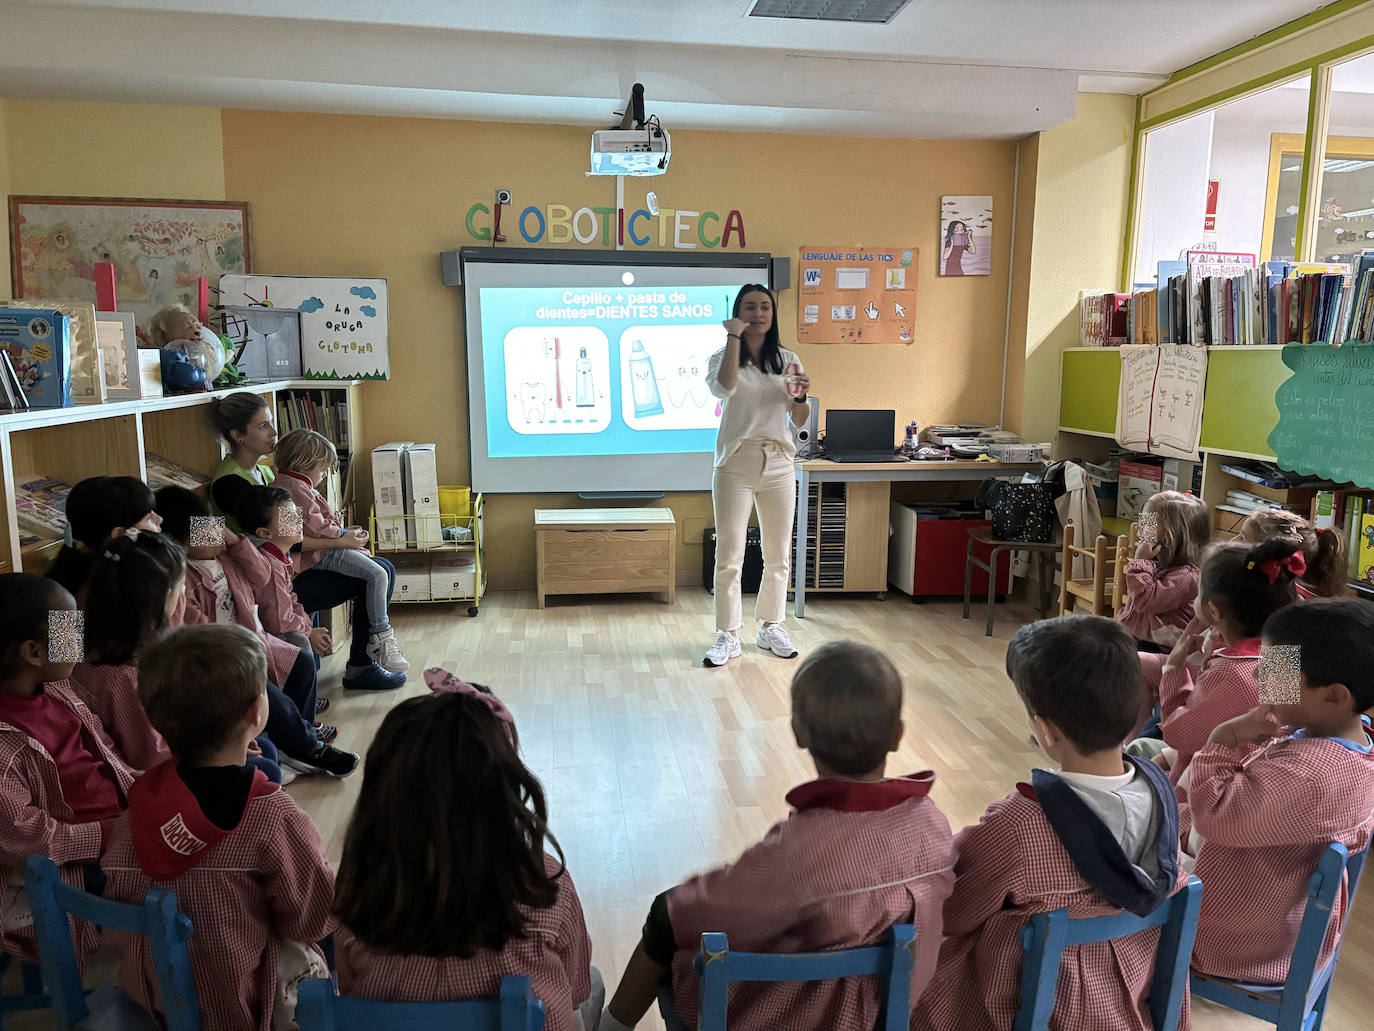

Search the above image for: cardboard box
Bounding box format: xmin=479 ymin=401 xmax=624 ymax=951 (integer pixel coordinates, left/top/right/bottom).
xmin=393 ymin=555 xmax=431 ymax=602
xmin=404 ymin=443 xmax=442 ymax=548
xmin=1213 ymin=508 xmax=1247 ymax=538
xmin=430 ymin=552 xmax=477 ymax=600
xmin=371 ymin=442 xmax=412 ymax=549
xmin=0 ymin=307 xmax=73 ymax=407
xmin=1117 ymin=459 xmax=1163 ymax=520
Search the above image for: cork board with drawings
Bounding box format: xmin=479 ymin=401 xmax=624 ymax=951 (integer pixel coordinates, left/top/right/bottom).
xmin=1116 ymin=344 xmax=1208 ymax=461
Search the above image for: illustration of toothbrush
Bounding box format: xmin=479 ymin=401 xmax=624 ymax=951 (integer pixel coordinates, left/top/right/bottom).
xmin=553 ymin=337 xmax=563 ymax=410
xmin=575 ymin=347 xmax=595 ymax=407
xmin=628 ymin=339 xmax=664 ymax=417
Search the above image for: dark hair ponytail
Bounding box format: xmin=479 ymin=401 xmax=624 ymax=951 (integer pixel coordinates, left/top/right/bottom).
xmin=1199 ymin=538 xmax=1302 ymax=637
xmin=85 ymin=531 xmax=187 ymax=665
xmin=732 ymin=284 xmax=784 ymax=374
xmin=45 ymin=476 xmax=157 ymax=594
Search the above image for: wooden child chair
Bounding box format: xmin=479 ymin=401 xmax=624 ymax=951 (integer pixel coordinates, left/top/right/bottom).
xmin=1190 ymin=841 xmax=1369 ymax=1030
xmin=1014 ymin=877 xmax=1202 ymax=1031
xmin=296 ymin=976 xmax=547 ymax=1031
xmin=658 ymin=924 xmax=916 ymax=1031
xmin=1057 ymin=523 xmax=1131 ymax=617
xmin=24 ymin=854 xmax=198 ymax=1031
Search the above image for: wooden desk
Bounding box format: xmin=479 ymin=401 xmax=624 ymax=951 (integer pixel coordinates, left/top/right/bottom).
xmin=792 ymin=459 xmax=1042 ymax=617
xmin=534 ymin=508 xmax=676 ymax=608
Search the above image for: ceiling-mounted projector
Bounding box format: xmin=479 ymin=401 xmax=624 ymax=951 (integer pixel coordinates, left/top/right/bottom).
xmin=590 ymin=83 xmax=670 ymax=177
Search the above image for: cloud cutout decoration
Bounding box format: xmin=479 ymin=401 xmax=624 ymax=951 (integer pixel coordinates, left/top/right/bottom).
xmin=298 ymin=296 xmax=325 ymax=313
xmin=360 ymin=305 xmax=376 ymax=317
xmin=350 ymin=286 xmax=378 ymax=300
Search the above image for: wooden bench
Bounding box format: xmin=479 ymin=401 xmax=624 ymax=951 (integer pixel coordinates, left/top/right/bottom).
xmin=534 ymin=508 xmax=676 ymax=609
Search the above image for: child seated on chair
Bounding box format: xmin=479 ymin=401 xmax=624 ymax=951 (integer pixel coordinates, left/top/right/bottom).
xmin=1183 ymin=598 xmax=1374 ymax=985
xmin=102 ymin=625 xmax=335 ymax=1031
xmin=1120 ymin=491 xmax=1209 ymax=653
xmin=1130 ymin=539 xmax=1302 ymax=784
xmin=0 ymin=574 xmax=136 ymax=963
xmin=233 ymin=485 xmax=332 ymax=659
xmin=913 ymin=616 xmax=1189 ymax=1031
xmin=331 ymin=670 xmax=602 ymax=1031
xmin=602 ymin=641 xmax=955 ymax=1031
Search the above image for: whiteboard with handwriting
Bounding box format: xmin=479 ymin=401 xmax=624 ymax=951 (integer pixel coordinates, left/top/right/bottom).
xmin=1116 ymin=345 xmax=1208 ymax=460
xmin=218 ymin=275 xmax=389 ymax=380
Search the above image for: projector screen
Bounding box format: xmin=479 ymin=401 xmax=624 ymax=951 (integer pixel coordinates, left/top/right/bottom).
xmin=461 ymin=248 xmax=771 ymax=494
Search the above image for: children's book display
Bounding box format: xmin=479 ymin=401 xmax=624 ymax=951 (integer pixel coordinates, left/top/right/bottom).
xmin=217 ymin=274 xmax=389 ymax=380
xmin=0 ymin=307 xmax=73 ymax=408
xmin=2 ymin=300 xmax=98 ymax=403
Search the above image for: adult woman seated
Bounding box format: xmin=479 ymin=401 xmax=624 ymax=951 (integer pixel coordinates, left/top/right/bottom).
xmin=209 ymin=391 xmax=404 ymax=691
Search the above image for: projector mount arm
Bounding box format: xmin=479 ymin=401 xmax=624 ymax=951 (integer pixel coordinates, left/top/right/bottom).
xmin=616 ymin=83 xmax=647 ymax=131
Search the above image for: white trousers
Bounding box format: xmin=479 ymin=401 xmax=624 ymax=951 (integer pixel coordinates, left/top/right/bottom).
xmin=712 ymin=440 xmax=796 ymax=631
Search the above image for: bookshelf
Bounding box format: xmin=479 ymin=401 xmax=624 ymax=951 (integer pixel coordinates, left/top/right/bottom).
xmin=0 ymin=379 xmax=363 ymax=574
xmin=1057 ymin=345 xmax=1374 ymax=597
xmin=793 ymin=481 xmax=890 ymax=593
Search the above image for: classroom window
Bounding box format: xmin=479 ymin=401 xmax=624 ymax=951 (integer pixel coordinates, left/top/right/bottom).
xmin=1304 ymin=50 xmax=1374 ymax=266
xmin=1134 ymin=76 xmax=1310 ymax=282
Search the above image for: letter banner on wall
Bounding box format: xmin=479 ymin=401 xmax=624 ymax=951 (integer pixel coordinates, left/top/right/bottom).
xmin=796 ymin=245 xmax=917 ymax=345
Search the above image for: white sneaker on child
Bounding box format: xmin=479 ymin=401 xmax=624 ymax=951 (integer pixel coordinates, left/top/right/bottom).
xmin=703 ymin=630 xmax=743 ymax=667
xmin=366 ymin=627 xmax=410 ymax=672
xmin=757 ymin=623 xmax=799 ymax=658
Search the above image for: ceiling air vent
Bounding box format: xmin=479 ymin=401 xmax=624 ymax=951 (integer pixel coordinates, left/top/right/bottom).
xmin=747 ymin=0 xmax=914 ymax=24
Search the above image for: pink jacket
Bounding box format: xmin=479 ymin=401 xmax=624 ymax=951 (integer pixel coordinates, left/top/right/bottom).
xmin=278 ymin=470 xmax=345 ymax=573
xmin=1118 ymin=561 xmax=1199 ymax=642
xmin=0 ymin=680 xmax=137 ymax=961
xmin=1159 ymin=637 xmax=1261 ymax=785
xmin=68 ymin=663 xmax=170 ymax=773
xmin=181 ymin=536 xmax=304 ymax=688
xmin=255 ymin=543 xmax=313 ymax=636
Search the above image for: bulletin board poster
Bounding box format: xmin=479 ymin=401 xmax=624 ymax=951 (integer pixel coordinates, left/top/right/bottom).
xmin=796 ymin=245 xmax=917 ymax=345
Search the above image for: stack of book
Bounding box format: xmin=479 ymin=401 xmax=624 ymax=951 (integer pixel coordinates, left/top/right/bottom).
xmin=15 ymin=474 xmax=72 ymax=547
xmin=1077 ymin=291 xmax=1131 ymax=347
xmin=817 ymin=489 xmax=846 ymax=588
xmin=144 ymin=453 xmax=210 ymax=492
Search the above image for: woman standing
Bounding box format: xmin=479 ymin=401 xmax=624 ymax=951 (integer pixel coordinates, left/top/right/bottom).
xmin=209 ymin=391 xmax=405 ymax=692
xmin=703 ymin=285 xmax=810 ymax=667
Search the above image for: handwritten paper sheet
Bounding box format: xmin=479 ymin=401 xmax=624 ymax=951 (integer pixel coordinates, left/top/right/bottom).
xmin=1116 ymin=345 xmax=1208 ymax=460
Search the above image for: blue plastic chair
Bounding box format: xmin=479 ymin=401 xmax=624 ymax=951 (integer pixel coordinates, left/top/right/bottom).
xmin=23 ymin=855 xmax=199 ymax=1031
xmin=1014 ymin=876 xmax=1202 ymax=1031
xmin=658 ymin=923 xmax=915 ymax=1031
xmin=1190 ymin=842 xmax=1369 ymax=1031
xmin=296 ymin=976 xmax=546 ymax=1031
xmin=0 ymin=954 xmax=49 ymax=1029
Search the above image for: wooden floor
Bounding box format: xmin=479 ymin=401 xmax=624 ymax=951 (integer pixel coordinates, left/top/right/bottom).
xmin=286 ymin=587 xmax=1370 ymax=1030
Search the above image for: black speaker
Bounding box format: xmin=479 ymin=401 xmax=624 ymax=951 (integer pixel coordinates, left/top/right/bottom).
xmin=703 ymin=526 xmax=764 ymax=593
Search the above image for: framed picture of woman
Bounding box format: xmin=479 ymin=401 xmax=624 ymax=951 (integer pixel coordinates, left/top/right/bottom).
xmin=939 ymin=196 xmax=993 ymax=276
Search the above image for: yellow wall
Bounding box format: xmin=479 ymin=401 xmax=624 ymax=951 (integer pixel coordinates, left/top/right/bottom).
xmin=1014 ymin=94 xmax=1136 ymax=446
xmin=220 ymin=110 xmax=1019 ymax=588
xmin=2 ymin=100 xmax=224 ymax=200
xmin=0 ymin=100 xmax=10 ymax=301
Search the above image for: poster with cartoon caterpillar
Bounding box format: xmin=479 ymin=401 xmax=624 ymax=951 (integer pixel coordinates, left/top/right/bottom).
xmin=503 ymin=327 xmax=611 ymax=434
xmin=618 ymin=326 xmax=723 ymax=431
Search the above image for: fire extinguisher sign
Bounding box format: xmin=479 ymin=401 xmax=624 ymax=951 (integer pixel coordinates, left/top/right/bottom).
xmin=1205 ymin=179 xmax=1219 ymax=232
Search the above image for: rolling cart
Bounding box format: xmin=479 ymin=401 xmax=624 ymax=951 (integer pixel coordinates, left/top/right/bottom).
xmin=369 ymin=490 xmax=486 ymax=616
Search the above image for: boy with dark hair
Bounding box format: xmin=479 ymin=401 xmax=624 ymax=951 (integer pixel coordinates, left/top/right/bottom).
xmin=102 ymin=625 xmax=336 ymax=1031
xmin=602 ymin=640 xmax=955 ymax=1031
xmin=914 ymin=615 xmax=1189 ymax=1031
xmin=1185 ymin=598 xmax=1374 ymax=984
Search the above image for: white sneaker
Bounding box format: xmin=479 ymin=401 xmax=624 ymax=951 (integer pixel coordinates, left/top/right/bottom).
xmin=704 ymin=630 xmax=743 ymax=667
xmin=278 ymin=765 xmax=298 ymax=786
xmin=757 ymin=623 xmax=799 ymax=658
xmin=366 ymin=627 xmax=410 ymax=672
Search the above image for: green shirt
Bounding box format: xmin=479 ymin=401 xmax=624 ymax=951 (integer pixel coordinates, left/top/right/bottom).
xmin=211 ymin=454 xmax=275 ymax=534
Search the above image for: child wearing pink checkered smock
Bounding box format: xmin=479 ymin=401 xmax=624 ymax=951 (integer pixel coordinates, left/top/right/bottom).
xmin=330 ymin=671 xmax=601 ymax=1031
xmin=603 ymin=641 xmax=955 ymax=1031
xmin=1182 ymin=598 xmax=1374 ymax=985
xmin=915 ymin=616 xmax=1191 ymax=1031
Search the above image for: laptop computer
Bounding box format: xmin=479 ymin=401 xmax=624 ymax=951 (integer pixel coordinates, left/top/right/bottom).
xmin=825 ymin=409 xmax=900 ymax=463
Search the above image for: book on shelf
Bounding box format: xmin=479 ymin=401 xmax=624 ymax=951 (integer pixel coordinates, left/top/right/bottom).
xmin=14 ymin=474 xmax=72 ymax=543
xmin=276 ymin=389 xmax=351 ymax=452
xmin=145 ymin=453 xmax=210 ymax=492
